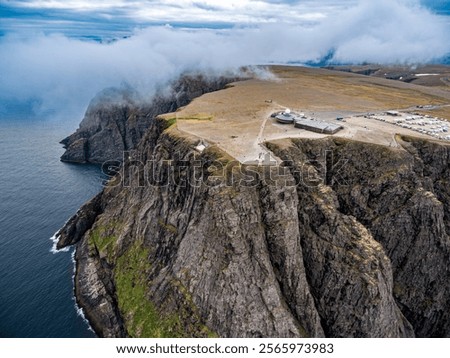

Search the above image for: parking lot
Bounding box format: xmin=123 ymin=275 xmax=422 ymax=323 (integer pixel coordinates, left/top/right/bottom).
xmin=367 ymin=112 xmax=450 ymax=141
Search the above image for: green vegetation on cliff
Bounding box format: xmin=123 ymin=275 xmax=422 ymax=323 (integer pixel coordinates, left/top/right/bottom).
xmin=113 ymin=242 xmax=216 ymax=338
xmin=114 ymin=243 xmax=183 ymax=337
xmin=85 ymin=222 xmax=214 ymax=337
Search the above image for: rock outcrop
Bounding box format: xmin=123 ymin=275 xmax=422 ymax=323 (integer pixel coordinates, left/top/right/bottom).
xmin=60 ymin=75 xmax=238 ymax=164
xmin=267 ymin=136 xmax=450 ymax=337
xmin=57 ymin=109 xmax=450 ymax=337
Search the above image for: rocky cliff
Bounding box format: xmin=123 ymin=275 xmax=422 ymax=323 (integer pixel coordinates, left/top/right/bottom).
xmin=56 ymin=108 xmax=450 ymax=337
xmin=60 ymin=75 xmax=238 ymax=164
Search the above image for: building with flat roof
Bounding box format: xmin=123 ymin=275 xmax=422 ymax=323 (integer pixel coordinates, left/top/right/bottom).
xmin=294 ymin=118 xmax=343 ymax=134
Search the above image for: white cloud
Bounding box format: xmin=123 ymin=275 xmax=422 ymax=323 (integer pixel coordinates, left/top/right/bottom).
xmin=4 ymin=0 xmax=356 ymax=25
xmin=0 ymin=0 xmax=449 ymax=119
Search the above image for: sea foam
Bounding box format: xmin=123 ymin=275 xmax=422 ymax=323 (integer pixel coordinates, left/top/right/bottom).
xmin=49 ymin=231 xmax=70 ymax=254
xmin=71 ymin=250 xmax=96 ymax=334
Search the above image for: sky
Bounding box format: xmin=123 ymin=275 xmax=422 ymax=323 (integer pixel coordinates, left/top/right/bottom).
xmin=0 ymin=1 xmax=364 ymax=37
xmin=1 ymin=0 xmax=449 ymax=35
xmin=1 ymin=0 xmax=450 ymax=118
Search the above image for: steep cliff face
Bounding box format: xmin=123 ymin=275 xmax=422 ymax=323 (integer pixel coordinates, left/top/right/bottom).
xmin=60 ymin=75 xmax=238 ymax=164
xmin=267 ymin=137 xmax=450 ymax=337
xmin=57 ymin=111 xmax=450 ymax=337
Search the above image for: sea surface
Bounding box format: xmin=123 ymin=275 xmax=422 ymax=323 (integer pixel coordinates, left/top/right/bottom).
xmin=0 ymin=118 xmax=104 ymax=337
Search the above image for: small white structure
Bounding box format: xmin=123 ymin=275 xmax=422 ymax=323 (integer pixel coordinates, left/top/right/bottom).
xmin=195 ymin=140 xmax=208 ymax=153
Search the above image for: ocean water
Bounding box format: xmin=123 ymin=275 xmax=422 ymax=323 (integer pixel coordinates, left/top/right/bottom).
xmin=0 ymin=118 xmax=104 ymax=337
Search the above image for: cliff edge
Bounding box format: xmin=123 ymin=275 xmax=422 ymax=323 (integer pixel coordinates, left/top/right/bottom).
xmin=56 ymin=67 xmax=450 ymax=337
xmin=57 ymin=128 xmax=450 ymax=338
xmin=60 ymin=75 xmax=238 ymax=164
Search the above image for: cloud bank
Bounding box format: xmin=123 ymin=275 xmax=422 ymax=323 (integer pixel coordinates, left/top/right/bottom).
xmin=0 ymin=0 xmax=449 ymax=119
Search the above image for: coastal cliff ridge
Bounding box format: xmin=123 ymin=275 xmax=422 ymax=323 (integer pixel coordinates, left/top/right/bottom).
xmin=56 ymin=66 xmax=450 ymax=338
